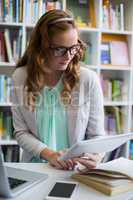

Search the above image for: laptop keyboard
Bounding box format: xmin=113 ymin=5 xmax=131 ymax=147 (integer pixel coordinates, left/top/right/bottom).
xmin=8 ymin=177 xmax=27 ymax=189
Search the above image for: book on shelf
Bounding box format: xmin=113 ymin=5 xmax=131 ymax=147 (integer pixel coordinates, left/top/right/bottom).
xmin=4 ymin=29 xmax=14 ymax=63
xmin=101 ymin=76 xmax=127 ymax=102
xmin=102 ymin=4 xmax=109 ymax=29
xmin=0 ymin=29 xmax=22 ymax=63
xmin=110 ymin=40 xmax=129 ymax=66
xmin=119 ymin=3 xmax=124 ymax=31
xmin=1 ymin=0 xmax=22 ymax=23
xmin=100 ymin=42 xmax=110 ymax=64
xmin=104 ymin=106 xmax=125 ymax=135
xmin=88 ymin=0 xmax=96 ymax=27
xmin=83 ymin=41 xmax=92 ymax=64
xmin=24 ymin=0 xmax=62 ymax=24
xmin=0 ymin=111 xmax=13 ymax=139
xmin=114 ymin=107 xmax=121 ymax=134
xmin=100 ymin=40 xmax=129 ymax=66
xmin=72 ymin=157 xmax=133 ymax=196
xmin=102 ymin=1 xmax=125 ymax=30
xmin=105 ymin=113 xmax=116 ymax=135
xmin=0 ymin=112 xmax=4 ymax=137
xmin=66 ymin=0 xmax=96 ymax=28
xmin=112 ymin=79 xmax=122 ymax=101
xmin=100 ymin=76 xmax=112 ymax=101
xmin=0 ymin=31 xmax=7 ymax=62
xmin=66 ymin=0 xmax=88 ymax=27
xmin=0 ymin=75 xmax=12 ymax=104
xmin=130 ymin=142 xmax=133 ymax=160
xmin=1 ymin=145 xmax=20 ymax=162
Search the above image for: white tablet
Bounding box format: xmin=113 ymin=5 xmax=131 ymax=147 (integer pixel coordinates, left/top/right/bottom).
xmin=59 ymin=132 xmax=133 ymax=160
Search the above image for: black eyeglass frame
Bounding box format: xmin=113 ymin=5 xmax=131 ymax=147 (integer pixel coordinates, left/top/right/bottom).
xmin=49 ymin=43 xmax=81 ymax=57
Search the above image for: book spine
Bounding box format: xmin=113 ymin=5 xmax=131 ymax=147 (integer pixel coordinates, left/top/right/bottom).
xmin=119 ymin=3 xmax=124 ymax=31
xmin=114 ymin=107 xmax=121 ymax=134
xmin=38 ymin=0 xmax=43 ymax=18
xmin=100 ymin=42 xmax=110 ymax=64
xmin=4 ymin=29 xmax=14 ymax=63
xmin=0 ymin=75 xmax=5 ymax=102
xmin=0 ymin=112 xmax=4 ymax=137
xmin=129 ymin=142 xmax=133 ymax=160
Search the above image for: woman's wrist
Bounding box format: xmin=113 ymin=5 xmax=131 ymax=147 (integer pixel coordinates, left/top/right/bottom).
xmin=40 ymin=147 xmax=56 ymax=161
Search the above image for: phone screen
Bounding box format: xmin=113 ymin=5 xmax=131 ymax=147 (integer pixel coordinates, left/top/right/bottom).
xmin=48 ymin=182 xmax=77 ymax=198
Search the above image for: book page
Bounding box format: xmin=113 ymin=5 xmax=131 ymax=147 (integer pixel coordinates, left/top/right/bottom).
xmin=96 ymin=157 xmax=133 ymax=179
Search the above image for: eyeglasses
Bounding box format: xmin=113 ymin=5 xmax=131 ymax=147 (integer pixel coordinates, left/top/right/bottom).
xmin=49 ymin=44 xmax=81 ymax=57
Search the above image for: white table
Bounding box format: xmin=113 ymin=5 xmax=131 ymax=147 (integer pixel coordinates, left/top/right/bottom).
xmin=1 ymin=162 xmax=133 ymax=200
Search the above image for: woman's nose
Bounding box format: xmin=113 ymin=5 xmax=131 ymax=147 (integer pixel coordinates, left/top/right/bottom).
xmin=63 ymin=50 xmax=71 ymax=60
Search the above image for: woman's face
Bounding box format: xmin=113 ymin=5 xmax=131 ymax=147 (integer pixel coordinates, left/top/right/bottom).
xmin=47 ymin=28 xmax=79 ymax=72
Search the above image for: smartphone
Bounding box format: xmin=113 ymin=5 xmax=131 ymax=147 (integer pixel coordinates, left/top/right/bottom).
xmin=45 ymin=181 xmax=78 ymax=200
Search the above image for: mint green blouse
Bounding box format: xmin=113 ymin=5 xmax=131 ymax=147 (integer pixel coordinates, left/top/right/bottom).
xmin=31 ymin=78 xmax=69 ymax=162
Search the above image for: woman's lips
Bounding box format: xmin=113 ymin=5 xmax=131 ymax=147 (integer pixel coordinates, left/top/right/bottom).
xmin=59 ymin=62 xmax=68 ymax=65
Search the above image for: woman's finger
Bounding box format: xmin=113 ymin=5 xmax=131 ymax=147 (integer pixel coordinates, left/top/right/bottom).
xmin=49 ymin=160 xmax=63 ymax=169
xmin=76 ymin=158 xmax=97 ymax=169
xmin=66 ymin=159 xmax=76 ymax=170
xmin=81 ymin=153 xmax=102 ymax=163
xmin=57 ymin=160 xmax=70 ymax=170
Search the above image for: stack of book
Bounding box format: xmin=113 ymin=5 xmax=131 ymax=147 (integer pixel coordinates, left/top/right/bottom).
xmin=72 ymin=157 xmax=133 ymax=196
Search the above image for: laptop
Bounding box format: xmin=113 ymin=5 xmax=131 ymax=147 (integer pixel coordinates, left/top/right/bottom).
xmin=0 ymin=151 xmax=48 ymax=198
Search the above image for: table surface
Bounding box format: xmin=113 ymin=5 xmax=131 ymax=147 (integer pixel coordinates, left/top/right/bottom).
xmin=0 ymin=162 xmax=133 ymax=200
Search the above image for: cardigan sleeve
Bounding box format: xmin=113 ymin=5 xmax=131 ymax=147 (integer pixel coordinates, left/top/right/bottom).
xmin=85 ymin=71 xmax=106 ymax=139
xmin=11 ymin=68 xmax=47 ymax=159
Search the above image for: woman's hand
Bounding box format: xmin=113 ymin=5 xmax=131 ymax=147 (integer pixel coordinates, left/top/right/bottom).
xmin=48 ymin=150 xmax=76 ymax=170
xmin=40 ymin=148 xmax=76 ymax=170
xmin=73 ymin=153 xmax=104 ymax=170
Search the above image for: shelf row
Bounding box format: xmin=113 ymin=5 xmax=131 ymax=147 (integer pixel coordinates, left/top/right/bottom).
xmin=0 ymin=28 xmax=132 ymax=68
xmin=0 ymin=71 xmax=133 ymax=104
xmin=0 ymin=0 xmax=132 ymax=31
xmin=0 ymin=26 xmax=133 ymax=66
xmin=0 ymin=106 xmax=133 ymax=137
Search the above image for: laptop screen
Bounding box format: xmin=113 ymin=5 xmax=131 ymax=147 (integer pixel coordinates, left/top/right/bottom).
xmin=8 ymin=177 xmax=27 ymax=189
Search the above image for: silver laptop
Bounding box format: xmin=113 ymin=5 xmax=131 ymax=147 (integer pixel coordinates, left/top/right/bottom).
xmin=0 ymin=151 xmax=48 ymax=198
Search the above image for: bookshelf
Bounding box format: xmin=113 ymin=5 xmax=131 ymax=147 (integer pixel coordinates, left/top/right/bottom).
xmin=0 ymin=0 xmax=133 ymax=160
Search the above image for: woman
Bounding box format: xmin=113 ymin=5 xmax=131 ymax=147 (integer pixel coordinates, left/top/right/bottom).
xmin=11 ymin=9 xmax=105 ymax=170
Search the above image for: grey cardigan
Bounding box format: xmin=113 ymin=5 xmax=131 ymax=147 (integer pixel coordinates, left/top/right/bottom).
xmin=11 ymin=66 xmax=105 ymax=162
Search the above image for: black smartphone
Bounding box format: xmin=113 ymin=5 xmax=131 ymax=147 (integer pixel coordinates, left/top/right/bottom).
xmin=46 ymin=181 xmax=78 ymax=199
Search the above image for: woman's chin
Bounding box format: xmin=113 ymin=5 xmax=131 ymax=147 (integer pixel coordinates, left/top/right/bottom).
xmin=56 ymin=64 xmax=68 ymax=71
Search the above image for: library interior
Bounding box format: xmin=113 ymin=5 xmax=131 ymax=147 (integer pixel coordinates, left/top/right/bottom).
xmin=0 ymin=0 xmax=133 ymax=199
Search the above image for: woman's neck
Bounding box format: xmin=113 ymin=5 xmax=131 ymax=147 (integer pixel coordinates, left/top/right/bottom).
xmin=44 ymin=71 xmax=63 ymax=87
